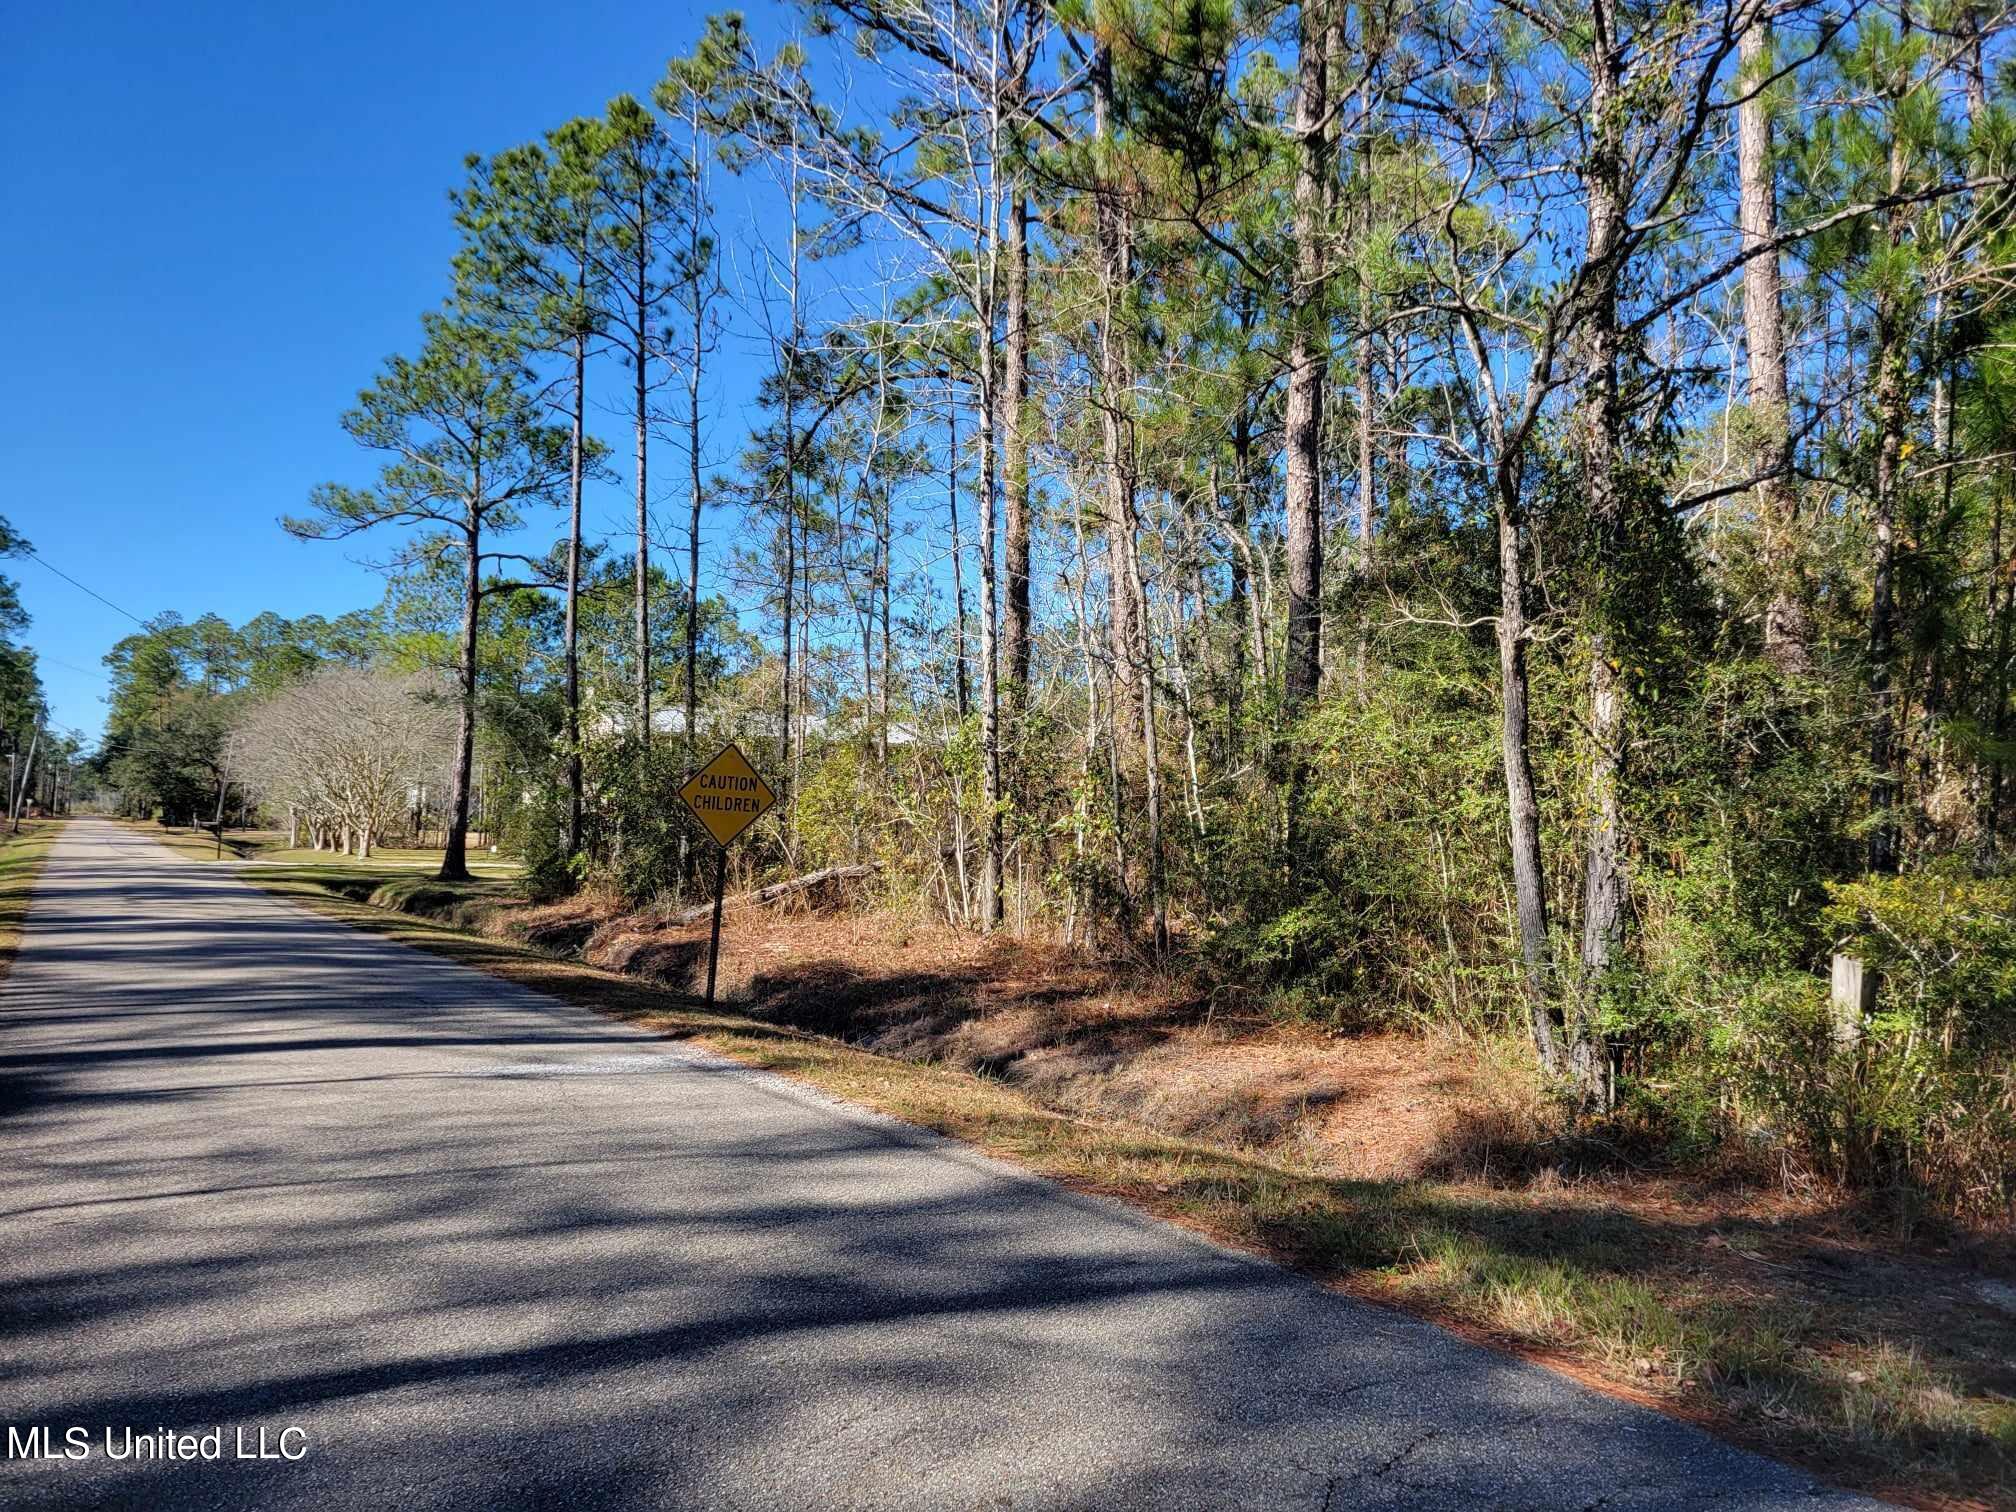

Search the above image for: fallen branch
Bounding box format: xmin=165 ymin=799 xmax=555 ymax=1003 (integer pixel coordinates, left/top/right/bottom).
xmin=669 ymin=863 xmax=880 ymax=926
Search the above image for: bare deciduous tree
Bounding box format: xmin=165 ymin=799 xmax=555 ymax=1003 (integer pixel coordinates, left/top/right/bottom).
xmin=229 ymin=668 xmax=457 ymax=860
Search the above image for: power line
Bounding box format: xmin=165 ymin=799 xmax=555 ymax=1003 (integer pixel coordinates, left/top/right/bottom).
xmin=36 ymin=654 xmax=105 ymax=679
xmin=22 ymin=551 xmax=148 ymax=628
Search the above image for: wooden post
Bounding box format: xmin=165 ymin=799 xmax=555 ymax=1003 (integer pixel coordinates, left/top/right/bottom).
xmin=704 ymin=844 xmax=728 ymax=1012
xmin=1830 ymin=952 xmax=1877 ymax=1050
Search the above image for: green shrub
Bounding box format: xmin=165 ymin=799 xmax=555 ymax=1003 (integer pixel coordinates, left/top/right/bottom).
xmin=1814 ymin=872 xmax=2016 ymax=1215
xmin=1205 ymin=655 xmax=1532 ymax=1031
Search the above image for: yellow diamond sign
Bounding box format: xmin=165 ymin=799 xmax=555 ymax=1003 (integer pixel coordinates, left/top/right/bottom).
xmin=677 ymin=743 xmax=777 ymax=848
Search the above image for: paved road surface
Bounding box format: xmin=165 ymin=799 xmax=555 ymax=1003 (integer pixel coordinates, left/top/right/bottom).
xmin=0 ymin=820 xmax=1877 ymax=1509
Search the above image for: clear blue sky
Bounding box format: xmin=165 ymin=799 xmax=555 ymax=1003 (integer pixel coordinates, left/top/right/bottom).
xmin=3 ymin=0 xmax=802 ymax=746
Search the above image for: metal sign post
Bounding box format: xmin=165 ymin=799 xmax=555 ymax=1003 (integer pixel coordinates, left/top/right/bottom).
xmin=704 ymin=845 xmax=728 ymax=1011
xmin=676 ymin=744 xmax=777 ymax=1013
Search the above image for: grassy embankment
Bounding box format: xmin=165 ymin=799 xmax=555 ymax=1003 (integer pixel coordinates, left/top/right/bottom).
xmin=186 ymin=848 xmax=2014 ymax=1510
xmin=0 ymin=817 xmax=62 ymax=984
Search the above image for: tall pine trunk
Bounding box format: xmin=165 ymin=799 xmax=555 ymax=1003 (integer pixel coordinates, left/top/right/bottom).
xmin=947 ymin=387 xmax=971 ymax=720
xmin=1091 ymin=44 xmax=1161 ymax=944
xmin=1003 ymin=190 xmax=1032 ymax=710
xmin=878 ymin=483 xmax=893 ymax=767
xmin=1119 ymin=491 xmax=1168 ymax=950
xmin=796 ymin=464 xmax=811 ymax=799
xmin=685 ymin=338 xmax=703 ymax=767
xmin=1226 ymin=403 xmax=1254 ymax=754
xmin=1350 ymin=23 xmax=1373 ymax=588
xmin=976 ymin=285 xmax=1005 ymax=932
xmin=1738 ymin=20 xmax=1813 ymax=674
xmin=1965 ymin=5 xmax=1989 ymax=120
xmin=1869 ymin=131 xmax=1909 ymax=876
xmin=1350 ymin=48 xmax=1373 ymax=693
xmin=633 ymin=272 xmax=652 ymax=747
xmin=441 ymin=496 xmax=482 ymax=884
xmin=1282 ymin=0 xmax=1329 ymax=717
xmin=565 ymin=323 xmax=586 ymax=859
xmin=1093 ymin=48 xmax=1141 ymax=753
xmin=779 ymin=169 xmax=802 ymax=848
xmin=1574 ymin=0 xmax=1626 ymax=1110
xmin=781 ymin=344 xmax=797 ymax=842
xmin=685 ymin=255 xmax=705 ymax=789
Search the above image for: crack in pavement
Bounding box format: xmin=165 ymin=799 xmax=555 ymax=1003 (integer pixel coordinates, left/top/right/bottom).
xmin=1368 ymin=1428 xmax=1443 ymax=1480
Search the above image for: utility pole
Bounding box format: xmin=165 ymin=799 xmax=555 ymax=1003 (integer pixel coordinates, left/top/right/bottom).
xmin=212 ymin=763 xmax=229 ymax=855
xmin=11 ymin=722 xmax=40 ymax=833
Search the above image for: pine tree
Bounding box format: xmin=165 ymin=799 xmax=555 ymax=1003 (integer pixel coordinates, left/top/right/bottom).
xmin=286 ymin=313 xmax=571 ymax=881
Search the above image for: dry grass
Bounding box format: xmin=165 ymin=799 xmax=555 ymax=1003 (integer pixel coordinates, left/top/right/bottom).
xmin=0 ymin=817 xmax=61 ymax=984
xmin=221 ymin=863 xmax=2016 ymax=1509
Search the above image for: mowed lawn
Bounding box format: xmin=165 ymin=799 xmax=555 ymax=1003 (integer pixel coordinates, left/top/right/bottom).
xmin=115 ymin=820 xmax=522 ymax=877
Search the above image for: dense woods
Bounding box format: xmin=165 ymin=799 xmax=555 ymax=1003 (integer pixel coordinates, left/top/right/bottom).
xmin=94 ymin=0 xmax=2016 ymax=1217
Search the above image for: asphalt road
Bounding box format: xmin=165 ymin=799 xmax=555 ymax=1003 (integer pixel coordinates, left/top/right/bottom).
xmin=0 ymin=819 xmax=1881 ymax=1510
